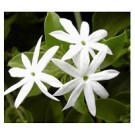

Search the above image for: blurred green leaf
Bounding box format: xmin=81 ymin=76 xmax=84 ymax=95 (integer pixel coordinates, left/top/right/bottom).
xmin=44 ymin=12 xmax=69 ymax=50
xmin=106 ymin=70 xmax=130 ymax=97
xmin=4 ymin=14 xmax=17 ymax=39
xmin=96 ymin=99 xmax=129 ymax=122
xmin=22 ymin=94 xmax=64 ymax=122
xmin=113 ymin=91 xmax=130 ymax=105
xmin=64 ymin=108 xmax=94 ymax=123
xmin=15 ymin=13 xmax=44 ymax=24
xmin=4 ymin=106 xmax=33 ymax=123
xmin=92 ymin=12 xmax=130 ymax=38
xmin=101 ymin=31 xmax=126 ymax=69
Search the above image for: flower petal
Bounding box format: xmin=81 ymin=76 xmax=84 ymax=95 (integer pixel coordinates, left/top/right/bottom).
xmin=91 ymin=69 xmax=119 ymax=81
xmin=21 ymin=53 xmax=31 ymax=69
xmin=84 ymin=82 xmax=96 ymax=116
xmin=90 ymin=81 xmax=109 ymax=98
xmin=88 ymin=51 xmax=106 ymax=74
xmin=50 ymin=30 xmax=79 ymax=43
xmin=54 ymin=78 xmax=80 ymax=96
xmin=80 ymin=21 xmax=89 ymax=39
xmin=62 ymin=44 xmax=82 ymax=60
xmin=87 ymin=47 xmax=96 ymax=58
xmin=72 ymin=52 xmax=80 ymax=69
xmin=32 ymin=36 xmax=42 ymax=68
xmin=9 ymin=67 xmax=27 ymax=78
xmin=63 ymin=81 xmax=85 ymax=110
xmin=89 ymin=42 xmax=113 ymax=55
xmin=36 ymin=46 xmax=59 ymax=71
xmin=15 ymin=80 xmax=34 ymax=108
xmin=39 ymin=72 xmax=63 ymax=88
xmin=4 ymin=77 xmax=29 ymax=95
xmin=60 ymin=18 xmax=79 ymax=37
xmin=51 ymin=58 xmax=80 ymax=78
xmin=88 ymin=29 xmax=107 ymax=42
xmin=80 ymin=48 xmax=90 ymax=75
xmin=35 ymin=80 xmax=59 ymax=101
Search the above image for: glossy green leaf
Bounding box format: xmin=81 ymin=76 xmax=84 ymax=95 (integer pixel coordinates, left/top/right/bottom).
xmin=92 ymin=12 xmax=130 ymax=38
xmin=44 ymin=12 xmax=69 ymax=50
xmin=96 ymin=99 xmax=129 ymax=122
xmin=101 ymin=31 xmax=126 ymax=69
xmin=64 ymin=108 xmax=94 ymax=123
xmin=22 ymin=94 xmax=64 ymax=122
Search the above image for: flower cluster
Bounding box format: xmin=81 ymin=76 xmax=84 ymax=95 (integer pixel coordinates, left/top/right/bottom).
xmin=4 ymin=18 xmax=119 ymax=116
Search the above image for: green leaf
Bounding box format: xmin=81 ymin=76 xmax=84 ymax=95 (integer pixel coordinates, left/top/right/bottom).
xmin=113 ymin=91 xmax=130 ymax=105
xmin=64 ymin=92 xmax=89 ymax=115
xmin=4 ymin=106 xmax=33 ymax=123
xmin=8 ymin=52 xmax=33 ymax=68
xmin=4 ymin=14 xmax=17 ymax=39
xmin=96 ymin=99 xmax=129 ymax=122
xmin=92 ymin=12 xmax=130 ymax=38
xmin=22 ymin=94 xmax=64 ymax=122
xmin=64 ymin=108 xmax=94 ymax=123
xmin=44 ymin=12 xmax=69 ymax=50
xmin=101 ymin=31 xmax=126 ymax=69
xmin=106 ymin=70 xmax=130 ymax=97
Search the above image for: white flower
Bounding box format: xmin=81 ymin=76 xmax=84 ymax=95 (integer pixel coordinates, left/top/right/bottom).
xmin=52 ymin=51 xmax=119 ymax=116
xmin=50 ymin=18 xmax=112 ymax=61
xmin=4 ymin=36 xmax=63 ymax=108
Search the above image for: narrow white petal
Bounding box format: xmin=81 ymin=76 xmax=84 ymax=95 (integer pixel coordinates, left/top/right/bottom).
xmin=15 ymin=80 xmax=34 ymax=108
xmin=62 ymin=45 xmax=82 ymax=61
xmin=80 ymin=48 xmax=90 ymax=75
xmin=36 ymin=46 xmax=59 ymax=71
xmin=89 ymin=43 xmax=113 ymax=55
xmin=35 ymin=80 xmax=59 ymax=101
xmin=80 ymin=21 xmax=89 ymax=39
xmin=50 ymin=31 xmax=78 ymax=43
xmin=54 ymin=78 xmax=80 ymax=96
xmin=87 ymin=47 xmax=96 ymax=58
xmin=21 ymin=53 xmax=31 ymax=69
xmin=90 ymin=81 xmax=109 ymax=98
xmin=4 ymin=77 xmax=29 ymax=95
xmin=60 ymin=18 xmax=79 ymax=37
xmin=39 ymin=72 xmax=63 ymax=88
xmin=72 ymin=52 xmax=80 ymax=69
xmin=63 ymin=81 xmax=85 ymax=110
xmin=91 ymin=69 xmax=119 ymax=81
xmin=84 ymin=82 xmax=96 ymax=116
xmin=32 ymin=36 xmax=42 ymax=68
xmin=9 ymin=68 xmax=27 ymax=78
xmin=88 ymin=29 xmax=107 ymax=42
xmin=88 ymin=51 xmax=106 ymax=74
xmin=52 ymin=58 xmax=80 ymax=78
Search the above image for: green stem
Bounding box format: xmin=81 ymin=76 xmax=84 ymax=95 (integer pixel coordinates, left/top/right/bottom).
xmin=6 ymin=94 xmax=25 ymax=122
xmin=74 ymin=12 xmax=82 ymax=31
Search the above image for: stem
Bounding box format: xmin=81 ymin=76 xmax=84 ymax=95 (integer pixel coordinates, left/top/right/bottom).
xmin=74 ymin=12 xmax=82 ymax=31
xmin=6 ymin=94 xmax=25 ymax=122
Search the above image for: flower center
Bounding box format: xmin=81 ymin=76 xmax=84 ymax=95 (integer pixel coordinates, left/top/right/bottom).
xmin=83 ymin=75 xmax=89 ymax=81
xmin=31 ymin=72 xmax=35 ymax=76
xmin=81 ymin=40 xmax=86 ymax=45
